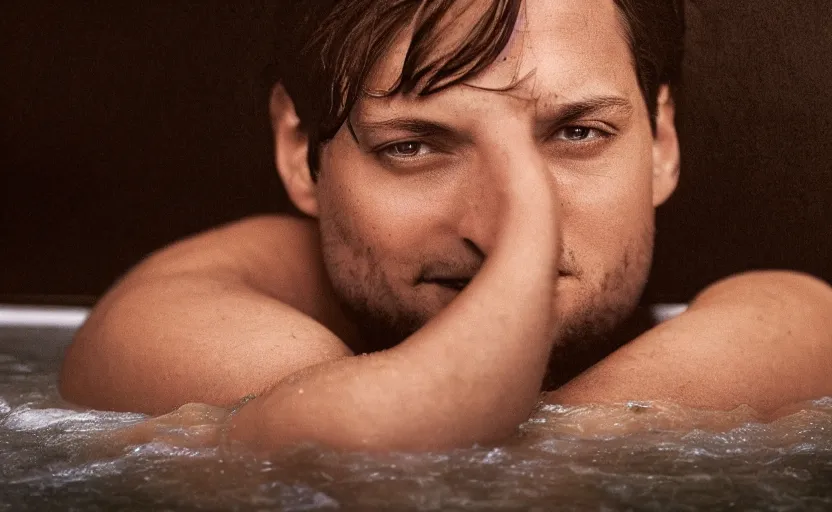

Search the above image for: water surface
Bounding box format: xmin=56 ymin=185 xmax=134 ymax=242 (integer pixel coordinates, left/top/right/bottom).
xmin=2 ymin=345 xmax=832 ymax=511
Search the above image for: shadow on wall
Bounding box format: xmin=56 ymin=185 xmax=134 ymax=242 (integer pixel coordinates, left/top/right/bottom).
xmin=1 ymin=1 xmax=829 ymax=303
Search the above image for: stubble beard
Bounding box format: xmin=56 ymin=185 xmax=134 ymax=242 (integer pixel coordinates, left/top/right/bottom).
xmin=542 ymin=231 xmax=654 ymax=389
xmin=318 ymin=213 xmax=426 ymax=352
xmin=319 ymin=212 xmax=654 ymax=381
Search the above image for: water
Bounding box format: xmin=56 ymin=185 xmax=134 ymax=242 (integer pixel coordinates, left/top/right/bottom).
xmin=2 ymin=345 xmax=832 ymax=511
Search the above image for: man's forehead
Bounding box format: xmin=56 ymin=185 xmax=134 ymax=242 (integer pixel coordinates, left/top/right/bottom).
xmin=363 ymin=0 xmax=635 ymax=114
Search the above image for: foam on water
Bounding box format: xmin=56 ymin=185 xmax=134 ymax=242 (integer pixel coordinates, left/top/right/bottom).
xmin=2 ymin=349 xmax=832 ymax=511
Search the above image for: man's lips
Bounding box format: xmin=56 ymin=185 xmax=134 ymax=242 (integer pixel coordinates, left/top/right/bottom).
xmin=420 ymin=271 xmax=572 ymax=291
xmin=423 ymin=277 xmax=472 ymax=290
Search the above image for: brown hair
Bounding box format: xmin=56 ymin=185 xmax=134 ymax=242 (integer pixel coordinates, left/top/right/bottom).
xmin=270 ymin=0 xmax=684 ymax=178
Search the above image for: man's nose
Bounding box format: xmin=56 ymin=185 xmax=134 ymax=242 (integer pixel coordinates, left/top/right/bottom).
xmin=455 ymin=133 xmax=554 ymax=257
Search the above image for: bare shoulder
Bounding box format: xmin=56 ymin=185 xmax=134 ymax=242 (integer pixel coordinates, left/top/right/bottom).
xmin=128 ymin=215 xmax=319 ymax=286
xmin=690 ymin=270 xmax=832 ymax=330
xmin=116 ymin=214 xmax=334 ymax=312
xmin=61 ymin=215 xmax=352 ymax=413
xmin=547 ymin=270 xmax=832 ymax=413
xmin=693 ymin=270 xmax=831 ymax=304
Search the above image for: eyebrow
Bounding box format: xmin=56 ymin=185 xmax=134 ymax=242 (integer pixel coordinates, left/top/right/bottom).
xmin=348 ymin=95 xmax=635 ymax=142
xmin=539 ymin=96 xmax=635 ymax=126
xmin=350 ymin=116 xmax=460 ymax=138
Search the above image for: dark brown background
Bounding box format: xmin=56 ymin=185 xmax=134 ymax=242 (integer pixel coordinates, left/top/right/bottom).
xmin=1 ymin=1 xmax=830 ymax=305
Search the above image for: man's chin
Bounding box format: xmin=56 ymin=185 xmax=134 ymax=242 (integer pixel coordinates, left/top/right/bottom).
xmin=343 ymin=302 xmax=429 ymax=353
xmin=544 ymin=296 xmax=642 ymax=390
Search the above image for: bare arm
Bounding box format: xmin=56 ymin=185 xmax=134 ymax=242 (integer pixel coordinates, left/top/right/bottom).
xmin=63 ymin=158 xmax=560 ymax=451
xmin=60 ymin=216 xmax=355 ymax=414
xmin=547 ymin=271 xmax=832 ymax=414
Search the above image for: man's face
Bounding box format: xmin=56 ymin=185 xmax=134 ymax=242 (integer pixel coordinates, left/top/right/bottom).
xmin=312 ymin=0 xmax=676 ymax=348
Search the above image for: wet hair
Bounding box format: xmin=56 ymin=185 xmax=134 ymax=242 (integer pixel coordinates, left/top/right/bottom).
xmin=270 ymin=0 xmax=685 ymax=178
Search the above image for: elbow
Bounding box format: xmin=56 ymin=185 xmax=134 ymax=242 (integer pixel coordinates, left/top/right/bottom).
xmin=58 ymin=313 xmax=109 ymax=408
xmin=58 ymin=293 xmax=146 ymax=412
xmin=59 ymin=322 xmax=95 ymax=407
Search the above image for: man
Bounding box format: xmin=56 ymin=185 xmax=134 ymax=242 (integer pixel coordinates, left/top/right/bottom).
xmin=59 ymin=0 xmax=832 ymax=452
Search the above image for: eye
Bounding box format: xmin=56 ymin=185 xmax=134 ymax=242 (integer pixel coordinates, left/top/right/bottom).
xmin=379 ymin=141 xmax=432 ymax=159
xmin=554 ymin=126 xmax=608 ymax=142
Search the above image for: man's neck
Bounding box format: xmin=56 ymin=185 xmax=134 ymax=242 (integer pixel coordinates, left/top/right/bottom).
xmin=542 ymin=306 xmax=656 ymax=391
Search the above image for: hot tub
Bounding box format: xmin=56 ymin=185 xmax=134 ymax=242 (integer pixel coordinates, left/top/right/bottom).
xmin=1 ymin=304 xmax=831 ymax=510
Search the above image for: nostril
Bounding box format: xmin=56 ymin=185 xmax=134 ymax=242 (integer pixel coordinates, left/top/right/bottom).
xmin=462 ymin=238 xmax=487 ymax=259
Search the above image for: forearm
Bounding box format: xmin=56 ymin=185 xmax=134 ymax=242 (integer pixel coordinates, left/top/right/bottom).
xmin=231 ymin=262 xmax=555 ymax=451
xmin=548 ymin=271 xmax=832 ymax=414
xmin=232 ymin=175 xmax=561 ymax=452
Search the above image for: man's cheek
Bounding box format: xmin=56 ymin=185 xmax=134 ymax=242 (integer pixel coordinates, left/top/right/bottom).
xmin=360 ymin=190 xmax=451 ymax=250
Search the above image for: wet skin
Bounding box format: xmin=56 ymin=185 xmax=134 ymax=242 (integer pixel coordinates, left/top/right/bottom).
xmin=60 ymin=0 xmax=832 ymax=452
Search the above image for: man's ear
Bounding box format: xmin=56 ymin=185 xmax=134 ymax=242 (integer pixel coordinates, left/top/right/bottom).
xmin=270 ymin=83 xmax=319 ymax=217
xmin=651 ymin=85 xmax=680 ymax=207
